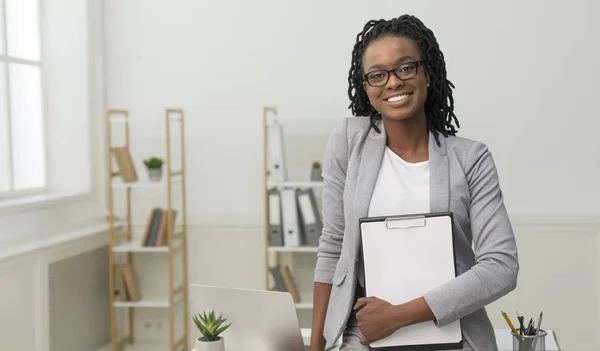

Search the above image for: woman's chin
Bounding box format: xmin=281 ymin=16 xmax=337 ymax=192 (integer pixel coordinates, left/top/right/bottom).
xmin=382 ymin=112 xmax=419 ymax=122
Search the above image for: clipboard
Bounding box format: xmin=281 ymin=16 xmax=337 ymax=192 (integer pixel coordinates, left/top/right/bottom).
xmin=359 ymin=212 xmax=463 ymax=350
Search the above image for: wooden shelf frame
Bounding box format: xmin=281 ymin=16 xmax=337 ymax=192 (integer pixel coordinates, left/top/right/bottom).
xmin=105 ymin=108 xmax=189 ymax=351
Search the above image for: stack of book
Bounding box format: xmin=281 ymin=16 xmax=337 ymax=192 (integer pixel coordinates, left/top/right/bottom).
xmin=142 ymin=208 xmax=177 ymax=246
xmin=114 ymin=264 xmax=141 ymax=302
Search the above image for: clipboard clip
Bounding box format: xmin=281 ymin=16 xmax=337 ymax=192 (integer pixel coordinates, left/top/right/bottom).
xmin=385 ymin=215 xmax=426 ymax=229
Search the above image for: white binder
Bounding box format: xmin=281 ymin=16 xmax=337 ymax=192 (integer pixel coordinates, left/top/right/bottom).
xmin=267 ymin=188 xmax=283 ymax=246
xmin=281 ymin=188 xmax=301 ymax=247
xmin=359 ymin=212 xmax=462 ymax=350
xmin=266 ymin=122 xmax=287 ymax=182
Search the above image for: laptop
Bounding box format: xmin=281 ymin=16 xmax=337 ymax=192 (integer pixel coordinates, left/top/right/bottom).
xmin=189 ymin=284 xmax=310 ymax=351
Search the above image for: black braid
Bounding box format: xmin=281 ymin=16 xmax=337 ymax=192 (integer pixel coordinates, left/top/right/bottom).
xmin=347 ymin=15 xmax=459 ymax=146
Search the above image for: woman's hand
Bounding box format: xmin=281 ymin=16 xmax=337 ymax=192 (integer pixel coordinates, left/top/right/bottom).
xmin=353 ymin=296 xmax=436 ymax=345
xmin=353 ymin=296 xmax=399 ymax=345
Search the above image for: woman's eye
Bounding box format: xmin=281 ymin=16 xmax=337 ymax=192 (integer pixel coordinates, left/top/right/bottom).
xmin=398 ymin=65 xmax=414 ymax=74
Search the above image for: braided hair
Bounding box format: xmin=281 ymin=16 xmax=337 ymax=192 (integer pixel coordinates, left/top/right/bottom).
xmin=347 ymin=15 xmax=459 ymax=146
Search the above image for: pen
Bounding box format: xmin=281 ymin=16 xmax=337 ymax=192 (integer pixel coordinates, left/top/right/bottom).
xmin=501 ymin=310 xmax=518 ymax=334
xmin=530 ymin=311 xmax=543 ymax=350
xmin=526 ymin=318 xmax=534 ymax=335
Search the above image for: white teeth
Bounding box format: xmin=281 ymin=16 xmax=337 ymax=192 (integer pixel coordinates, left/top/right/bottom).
xmin=387 ymin=94 xmax=410 ymax=102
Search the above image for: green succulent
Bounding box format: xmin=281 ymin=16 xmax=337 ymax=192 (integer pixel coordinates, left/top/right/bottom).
xmin=192 ymin=311 xmax=232 ymax=342
xmin=143 ymin=157 xmax=163 ymax=169
xmin=312 ymin=161 xmax=321 ymax=168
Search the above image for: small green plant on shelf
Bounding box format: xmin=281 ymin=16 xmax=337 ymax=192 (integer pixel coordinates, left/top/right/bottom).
xmin=143 ymin=156 xmax=164 ymax=182
xmin=193 ymin=310 xmax=231 ymax=351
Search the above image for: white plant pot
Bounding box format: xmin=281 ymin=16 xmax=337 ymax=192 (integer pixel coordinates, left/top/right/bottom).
xmin=310 ymin=167 xmax=323 ymax=181
xmin=147 ymin=168 xmax=162 ymax=182
xmin=195 ymin=337 xmax=225 ymax=351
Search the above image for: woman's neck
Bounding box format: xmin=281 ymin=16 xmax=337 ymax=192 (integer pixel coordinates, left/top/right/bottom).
xmin=382 ymin=114 xmax=429 ymax=163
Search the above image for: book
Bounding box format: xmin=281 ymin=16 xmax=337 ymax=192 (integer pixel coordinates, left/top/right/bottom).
xmin=279 ymin=265 xmax=300 ymax=304
xmin=120 ymin=264 xmax=141 ymax=301
xmin=156 ymin=209 xmax=177 ymax=246
xmin=112 ymin=146 xmax=138 ymax=182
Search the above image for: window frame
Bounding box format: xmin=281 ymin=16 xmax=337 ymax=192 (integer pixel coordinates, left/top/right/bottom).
xmin=0 ymin=0 xmax=48 ymax=199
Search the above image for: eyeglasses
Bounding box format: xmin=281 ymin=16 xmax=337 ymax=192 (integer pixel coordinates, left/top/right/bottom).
xmin=363 ymin=60 xmax=423 ymax=87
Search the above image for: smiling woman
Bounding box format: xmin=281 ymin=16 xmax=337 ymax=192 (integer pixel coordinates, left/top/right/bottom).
xmin=310 ymin=14 xmax=518 ymax=351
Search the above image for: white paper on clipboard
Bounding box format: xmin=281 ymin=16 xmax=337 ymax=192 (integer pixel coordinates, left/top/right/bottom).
xmin=359 ymin=212 xmax=462 ymax=350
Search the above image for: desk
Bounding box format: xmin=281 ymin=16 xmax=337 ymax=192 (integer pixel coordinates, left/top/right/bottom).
xmin=191 ymin=328 xmax=561 ymax=351
xmin=301 ymin=328 xmax=561 ymax=351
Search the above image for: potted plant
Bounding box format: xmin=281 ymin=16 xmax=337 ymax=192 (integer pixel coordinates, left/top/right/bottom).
xmin=143 ymin=157 xmax=164 ymax=182
xmin=310 ymin=161 xmax=323 ymax=181
xmin=192 ymin=310 xmax=231 ymax=351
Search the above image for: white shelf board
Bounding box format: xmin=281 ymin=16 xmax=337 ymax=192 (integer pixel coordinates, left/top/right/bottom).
xmin=268 ymin=246 xmax=318 ymax=253
xmin=113 ymin=242 xmax=166 ymax=253
xmin=111 ymin=178 xmax=182 ymax=189
xmin=267 ymin=181 xmax=323 ymax=188
xmin=113 ymin=294 xmax=182 ymax=308
xmin=112 ymin=235 xmax=183 ymax=253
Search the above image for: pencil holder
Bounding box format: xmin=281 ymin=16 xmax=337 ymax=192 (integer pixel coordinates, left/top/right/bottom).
xmin=512 ymin=329 xmax=547 ymax=351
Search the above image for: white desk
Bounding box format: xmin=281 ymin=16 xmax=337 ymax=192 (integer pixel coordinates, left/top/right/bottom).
xmin=191 ymin=328 xmax=561 ymax=351
xmin=301 ymin=328 xmax=560 ymax=351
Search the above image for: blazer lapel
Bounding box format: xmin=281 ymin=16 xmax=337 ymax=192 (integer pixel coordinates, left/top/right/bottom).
xmin=352 ymin=120 xmax=386 ymax=254
xmin=429 ymin=131 xmax=449 ymax=213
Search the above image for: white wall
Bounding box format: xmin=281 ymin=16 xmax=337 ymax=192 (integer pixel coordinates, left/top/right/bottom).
xmin=104 ymin=0 xmax=600 ymax=226
xmin=103 ymin=0 xmax=600 ymax=350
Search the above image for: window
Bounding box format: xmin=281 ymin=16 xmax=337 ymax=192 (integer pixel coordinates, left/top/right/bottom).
xmin=0 ymin=0 xmax=46 ymax=198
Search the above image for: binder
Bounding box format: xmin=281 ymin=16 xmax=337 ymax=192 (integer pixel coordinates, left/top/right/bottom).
xmin=267 ymin=188 xmax=283 ymax=246
xmin=266 ymin=122 xmax=287 ymax=182
xmin=280 ymin=188 xmax=301 ymax=247
xmin=297 ymin=188 xmax=322 ymax=247
xmin=359 ymin=212 xmax=462 ymax=350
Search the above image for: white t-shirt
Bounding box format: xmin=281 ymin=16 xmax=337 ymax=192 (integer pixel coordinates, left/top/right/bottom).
xmin=358 ymin=146 xmax=430 ymax=287
xmin=368 ymin=146 xmax=430 ymax=217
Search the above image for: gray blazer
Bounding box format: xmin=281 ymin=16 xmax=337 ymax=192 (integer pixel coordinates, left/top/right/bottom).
xmin=313 ymin=117 xmax=519 ymax=351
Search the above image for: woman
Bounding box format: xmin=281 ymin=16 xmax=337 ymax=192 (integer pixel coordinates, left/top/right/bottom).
xmin=310 ymin=15 xmax=519 ymax=351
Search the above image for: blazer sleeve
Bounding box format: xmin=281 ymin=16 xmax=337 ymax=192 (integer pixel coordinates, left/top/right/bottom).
xmin=422 ymin=141 xmax=519 ymax=327
xmin=313 ymin=118 xmax=349 ymax=284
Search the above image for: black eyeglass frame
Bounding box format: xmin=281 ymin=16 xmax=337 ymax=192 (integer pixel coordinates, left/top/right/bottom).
xmin=362 ymin=60 xmax=424 ymax=87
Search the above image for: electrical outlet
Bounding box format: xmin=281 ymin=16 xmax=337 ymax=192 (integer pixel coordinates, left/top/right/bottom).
xmin=143 ymin=319 xmax=166 ymax=330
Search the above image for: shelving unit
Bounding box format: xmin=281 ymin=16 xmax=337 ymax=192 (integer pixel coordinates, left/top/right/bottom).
xmin=262 ymin=107 xmax=340 ymax=326
xmin=105 ymin=108 xmax=189 ymax=351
